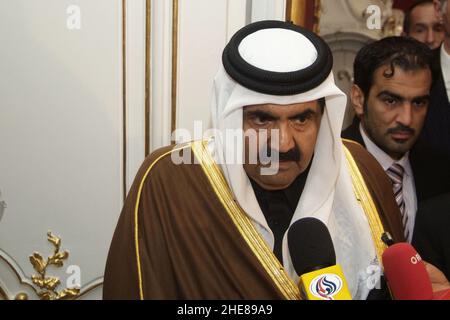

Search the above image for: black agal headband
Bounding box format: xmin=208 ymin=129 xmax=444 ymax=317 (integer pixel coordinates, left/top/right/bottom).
xmin=222 ymin=20 xmax=333 ymax=96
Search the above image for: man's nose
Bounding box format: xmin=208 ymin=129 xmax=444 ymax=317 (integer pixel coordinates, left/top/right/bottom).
xmin=277 ymin=122 xmax=295 ymax=153
xmin=396 ymin=103 xmax=413 ymax=127
xmin=426 ymin=30 xmax=436 ymax=47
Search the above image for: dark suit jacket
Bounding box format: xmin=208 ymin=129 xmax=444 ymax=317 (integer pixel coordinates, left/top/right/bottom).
xmin=342 ymin=119 xmax=450 ymax=202
xmin=343 ymin=119 xmax=450 ymax=287
xmin=412 ymin=192 xmax=450 ymax=281
xmin=421 ymin=47 xmax=450 ymax=158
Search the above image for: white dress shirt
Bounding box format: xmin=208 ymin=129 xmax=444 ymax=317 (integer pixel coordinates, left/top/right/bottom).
xmin=359 ymin=124 xmax=417 ymax=242
xmin=440 ymin=45 xmax=450 ymax=101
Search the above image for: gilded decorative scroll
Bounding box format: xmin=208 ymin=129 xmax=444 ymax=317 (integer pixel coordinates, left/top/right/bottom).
xmin=29 ymin=232 xmax=80 ymax=300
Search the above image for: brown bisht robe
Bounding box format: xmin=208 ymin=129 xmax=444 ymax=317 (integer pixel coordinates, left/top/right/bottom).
xmin=103 ymin=139 xmax=404 ymax=300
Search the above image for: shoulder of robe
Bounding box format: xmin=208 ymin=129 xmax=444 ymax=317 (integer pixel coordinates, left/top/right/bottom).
xmin=342 ymin=138 xmax=384 ymax=176
xmin=134 ymin=142 xmax=194 ymax=180
xmin=124 ymin=142 xmax=200 ymax=203
xmin=342 ymin=138 xmax=406 ymax=243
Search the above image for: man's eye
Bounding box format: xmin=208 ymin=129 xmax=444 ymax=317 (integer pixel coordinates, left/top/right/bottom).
xmin=384 ymin=98 xmax=397 ymax=106
xmin=413 ymin=100 xmax=428 ymax=108
xmin=295 ymin=116 xmax=307 ymax=124
xmin=253 ymin=116 xmax=272 ymax=125
xmin=292 ymin=115 xmax=310 ymax=125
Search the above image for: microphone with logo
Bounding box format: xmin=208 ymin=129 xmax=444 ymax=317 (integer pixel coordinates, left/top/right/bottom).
xmin=288 ymin=217 xmax=352 ymax=300
xmin=382 ymin=242 xmax=450 ymax=300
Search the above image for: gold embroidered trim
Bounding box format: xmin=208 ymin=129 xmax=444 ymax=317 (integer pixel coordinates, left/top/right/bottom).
xmin=342 ymin=142 xmax=387 ymax=263
xmin=134 ymin=144 xmax=191 ymax=300
xmin=191 ymin=139 xmax=300 ymax=300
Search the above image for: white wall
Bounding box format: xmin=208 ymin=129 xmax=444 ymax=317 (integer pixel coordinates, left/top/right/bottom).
xmin=0 ymin=0 xmax=124 ymax=300
xmin=125 ymin=0 xmax=147 ymax=190
xmin=176 ymin=0 xmax=246 ymax=139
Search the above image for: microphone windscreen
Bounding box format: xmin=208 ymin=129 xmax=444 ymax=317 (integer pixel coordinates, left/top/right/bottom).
xmin=382 ymin=243 xmax=433 ymax=300
xmin=288 ymin=217 xmax=336 ymax=276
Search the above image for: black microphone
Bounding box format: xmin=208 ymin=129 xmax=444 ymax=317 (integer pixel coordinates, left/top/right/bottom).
xmin=288 ymin=217 xmax=352 ymax=300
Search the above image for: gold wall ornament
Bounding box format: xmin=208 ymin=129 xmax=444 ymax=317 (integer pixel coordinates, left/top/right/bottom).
xmin=29 ymin=231 xmax=80 ymax=300
xmin=286 ymin=0 xmax=307 ymax=28
xmin=313 ymin=0 xmax=322 ymax=34
xmin=14 ymin=293 xmax=28 ymax=300
xmin=382 ymin=9 xmax=404 ymax=37
xmin=0 ymin=286 xmax=27 ymax=300
xmin=286 ymin=0 xmax=321 ymax=33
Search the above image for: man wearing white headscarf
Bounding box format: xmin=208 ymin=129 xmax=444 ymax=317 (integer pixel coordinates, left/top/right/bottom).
xmin=103 ymin=21 xmax=404 ymax=300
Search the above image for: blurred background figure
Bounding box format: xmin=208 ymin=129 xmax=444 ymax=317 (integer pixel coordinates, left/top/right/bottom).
xmin=403 ymin=0 xmax=445 ymax=49
xmin=420 ymin=0 xmax=450 ymax=157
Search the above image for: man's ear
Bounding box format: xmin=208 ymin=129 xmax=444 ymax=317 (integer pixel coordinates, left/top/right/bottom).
xmin=350 ymin=84 xmax=365 ymax=118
